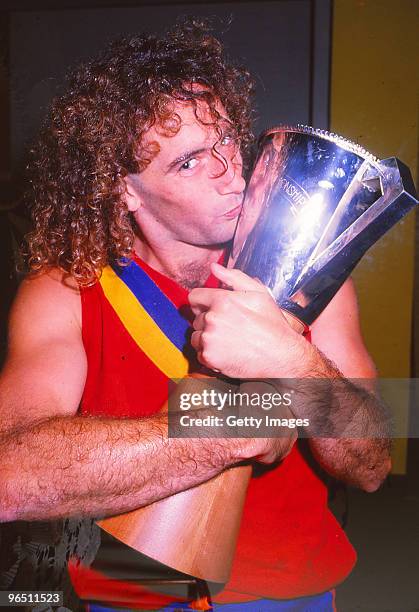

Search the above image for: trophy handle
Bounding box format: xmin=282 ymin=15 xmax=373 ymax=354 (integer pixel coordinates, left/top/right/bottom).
xmin=285 ymin=158 xmax=418 ymax=325
xmin=294 ymin=158 xmax=417 ymax=289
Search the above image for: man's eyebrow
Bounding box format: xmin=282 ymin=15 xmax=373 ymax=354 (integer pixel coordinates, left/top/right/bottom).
xmin=165 ymin=146 xmax=208 ymax=173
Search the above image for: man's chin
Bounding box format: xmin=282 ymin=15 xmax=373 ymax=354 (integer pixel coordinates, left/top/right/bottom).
xmin=182 ymin=227 xmax=236 ymax=250
xmin=207 ymin=223 xmax=239 ymax=248
xmin=202 ymin=235 xmax=235 ymax=251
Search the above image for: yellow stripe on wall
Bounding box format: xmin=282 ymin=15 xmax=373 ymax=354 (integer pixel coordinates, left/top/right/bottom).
xmin=330 ymin=0 xmax=418 ymax=473
xmin=100 ymin=266 xmax=189 ymax=380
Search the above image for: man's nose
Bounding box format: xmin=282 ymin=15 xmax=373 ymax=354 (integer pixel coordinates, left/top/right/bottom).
xmin=211 ymin=150 xmax=246 ymax=195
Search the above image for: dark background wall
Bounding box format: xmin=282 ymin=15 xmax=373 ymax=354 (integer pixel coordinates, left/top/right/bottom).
xmin=8 ymin=0 xmax=329 ymax=174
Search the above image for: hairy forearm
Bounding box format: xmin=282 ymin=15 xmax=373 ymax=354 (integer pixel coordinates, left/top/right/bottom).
xmin=0 ymin=413 xmax=239 ymax=522
xmin=283 ymin=344 xmax=392 ymax=491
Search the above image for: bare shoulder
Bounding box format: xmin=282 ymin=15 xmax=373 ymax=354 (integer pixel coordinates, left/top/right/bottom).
xmin=1 ymin=270 xmax=87 ymax=429
xmin=8 ymin=270 xmax=82 ymax=355
xmin=310 ymin=278 xmax=376 ymax=380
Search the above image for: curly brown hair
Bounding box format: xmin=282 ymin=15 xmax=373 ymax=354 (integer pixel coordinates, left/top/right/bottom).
xmin=25 ymin=18 xmax=255 ymax=286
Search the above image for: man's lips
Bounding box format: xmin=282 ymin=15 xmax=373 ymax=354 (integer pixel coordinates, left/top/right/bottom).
xmin=222 ymin=203 xmax=243 ymax=219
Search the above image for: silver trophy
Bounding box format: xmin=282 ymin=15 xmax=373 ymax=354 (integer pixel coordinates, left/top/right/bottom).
xmin=230 ymin=125 xmax=418 ymax=328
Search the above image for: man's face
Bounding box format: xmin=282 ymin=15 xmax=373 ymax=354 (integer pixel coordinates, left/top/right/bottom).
xmin=126 ymin=98 xmax=246 ymax=248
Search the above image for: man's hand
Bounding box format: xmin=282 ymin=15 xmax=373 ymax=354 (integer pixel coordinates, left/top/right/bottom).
xmin=242 ymin=435 xmax=297 ymax=465
xmin=190 ymin=264 xmax=391 ymax=492
xmin=189 ymin=262 xmax=309 ymax=379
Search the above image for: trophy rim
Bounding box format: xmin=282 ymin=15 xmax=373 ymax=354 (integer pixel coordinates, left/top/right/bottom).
xmin=259 ymin=124 xmax=380 ymax=166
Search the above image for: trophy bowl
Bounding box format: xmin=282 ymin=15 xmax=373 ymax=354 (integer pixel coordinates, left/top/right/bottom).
xmin=230 ymin=125 xmax=418 ymax=327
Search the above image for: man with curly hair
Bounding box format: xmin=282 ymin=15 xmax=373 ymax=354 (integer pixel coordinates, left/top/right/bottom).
xmin=0 ymin=20 xmax=390 ymax=611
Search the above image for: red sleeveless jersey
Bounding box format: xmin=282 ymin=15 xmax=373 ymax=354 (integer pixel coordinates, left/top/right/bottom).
xmin=69 ymin=255 xmax=356 ymax=606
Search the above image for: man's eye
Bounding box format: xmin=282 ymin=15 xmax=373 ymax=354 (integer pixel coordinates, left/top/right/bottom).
xmin=220 ymin=134 xmax=234 ymax=146
xmin=180 ymin=158 xmax=199 ymax=171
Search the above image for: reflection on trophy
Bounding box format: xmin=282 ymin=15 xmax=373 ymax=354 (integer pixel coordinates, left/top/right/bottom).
xmin=231 ymin=125 xmax=418 ymax=327
xmin=98 ymin=126 xmax=418 ymax=584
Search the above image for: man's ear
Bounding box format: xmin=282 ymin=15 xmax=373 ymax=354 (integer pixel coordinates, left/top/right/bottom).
xmin=124 ymin=174 xmax=143 ymax=212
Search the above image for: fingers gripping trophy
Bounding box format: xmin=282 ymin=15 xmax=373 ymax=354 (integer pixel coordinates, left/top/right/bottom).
xmin=98 ymin=125 xmax=418 ymax=583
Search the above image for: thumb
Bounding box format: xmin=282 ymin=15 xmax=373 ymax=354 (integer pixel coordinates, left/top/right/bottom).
xmin=210 ymin=262 xmax=267 ymax=292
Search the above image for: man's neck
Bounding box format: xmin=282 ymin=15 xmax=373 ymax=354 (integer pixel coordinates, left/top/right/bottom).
xmin=133 ymin=236 xmax=226 ymax=289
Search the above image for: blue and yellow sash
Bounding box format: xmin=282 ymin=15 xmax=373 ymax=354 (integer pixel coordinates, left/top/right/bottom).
xmin=99 ymin=260 xmax=190 ymax=379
